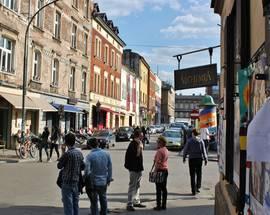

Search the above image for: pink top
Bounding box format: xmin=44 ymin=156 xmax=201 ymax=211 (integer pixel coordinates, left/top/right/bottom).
xmin=154 ymin=147 xmax=169 ymax=171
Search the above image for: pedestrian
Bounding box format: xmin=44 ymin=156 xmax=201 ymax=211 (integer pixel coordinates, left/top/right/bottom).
xmin=152 ymin=136 xmax=169 ymax=211
xmin=39 ymin=126 xmax=50 ymax=162
xmin=200 ymin=123 xmax=210 ymax=153
xmin=84 ymin=138 xmax=113 ymax=215
xmin=124 ymin=128 xmax=146 ymax=211
xmin=49 ymin=125 xmax=60 ymax=161
xmin=57 ymin=132 xmax=85 ymax=215
xmin=183 ymin=129 xmax=208 ymax=195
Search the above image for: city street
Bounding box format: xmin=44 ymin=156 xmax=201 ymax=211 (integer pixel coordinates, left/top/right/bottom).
xmin=0 ymin=135 xmax=219 ymax=215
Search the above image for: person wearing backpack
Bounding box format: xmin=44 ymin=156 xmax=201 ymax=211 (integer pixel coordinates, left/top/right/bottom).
xmin=183 ymin=129 xmax=208 ymax=195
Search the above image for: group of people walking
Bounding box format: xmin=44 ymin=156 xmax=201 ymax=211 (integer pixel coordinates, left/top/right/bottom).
xmin=56 ymin=126 xmax=208 ymax=215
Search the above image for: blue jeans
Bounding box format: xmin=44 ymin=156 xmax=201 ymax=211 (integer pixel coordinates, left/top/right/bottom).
xmin=61 ymin=183 xmax=79 ymax=215
xmin=86 ymin=185 xmax=107 ymax=215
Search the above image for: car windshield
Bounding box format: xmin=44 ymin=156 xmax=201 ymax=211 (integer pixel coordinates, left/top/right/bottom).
xmin=163 ymin=131 xmax=181 ymax=138
xmin=93 ymin=131 xmax=109 ymax=137
xmin=119 ymin=127 xmax=131 ymax=132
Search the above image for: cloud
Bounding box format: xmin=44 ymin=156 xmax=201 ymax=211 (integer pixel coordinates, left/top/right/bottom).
xmin=160 ymin=1 xmax=219 ymax=38
xmin=94 ymin=0 xmax=181 ymax=17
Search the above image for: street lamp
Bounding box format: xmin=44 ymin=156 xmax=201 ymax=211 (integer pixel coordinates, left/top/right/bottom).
xmin=96 ymin=101 xmax=101 ymax=129
xmin=21 ymin=0 xmax=61 ymax=146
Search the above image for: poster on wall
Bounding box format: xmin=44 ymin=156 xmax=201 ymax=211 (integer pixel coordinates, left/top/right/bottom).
xmin=217 ymin=115 xmax=226 ymax=174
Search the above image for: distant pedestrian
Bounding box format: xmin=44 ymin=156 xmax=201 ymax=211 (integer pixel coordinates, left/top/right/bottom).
xmin=152 ymin=136 xmax=169 ymax=211
xmin=49 ymin=125 xmax=60 ymax=161
xmin=84 ymin=138 xmax=112 ymax=215
xmin=200 ymin=123 xmax=210 ymax=153
xmin=57 ymin=132 xmax=85 ymax=215
xmin=125 ymin=128 xmax=146 ymax=211
xmin=183 ymin=129 xmax=208 ymax=195
xmin=39 ymin=127 xmax=50 ymax=162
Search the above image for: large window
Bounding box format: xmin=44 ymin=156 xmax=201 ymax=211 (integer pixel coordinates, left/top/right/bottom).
xmin=116 ymin=54 xmax=120 ymax=71
xmin=84 ymin=0 xmax=89 ymax=18
xmin=69 ymin=67 xmax=75 ymax=91
xmin=0 ymin=36 xmax=14 ymax=73
xmin=54 ymin=11 xmax=61 ymax=39
xmin=111 ymin=50 xmax=115 ymax=68
xmin=51 ymin=59 xmax=59 ymax=86
xmin=71 ymin=24 xmax=77 ymax=49
xmin=104 ymin=76 xmax=108 ymax=96
xmin=94 ymin=37 xmax=101 ymax=58
xmin=35 ymin=0 xmax=44 ymax=28
xmin=94 ymin=73 xmax=100 ymax=93
xmin=33 ymin=50 xmax=41 ymax=81
xmin=2 ymin=0 xmax=17 ymax=11
xmin=111 ymin=80 xmax=114 ymax=98
xmin=104 ymin=45 xmax=109 ymax=64
xmin=82 ymin=70 xmax=87 ymax=94
xmin=83 ymin=33 xmax=88 ymax=55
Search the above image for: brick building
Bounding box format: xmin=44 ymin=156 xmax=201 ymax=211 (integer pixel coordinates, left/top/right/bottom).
xmin=89 ymin=3 xmax=126 ymax=129
xmin=0 ymin=0 xmax=92 ymax=148
xmin=148 ymin=70 xmax=156 ymax=125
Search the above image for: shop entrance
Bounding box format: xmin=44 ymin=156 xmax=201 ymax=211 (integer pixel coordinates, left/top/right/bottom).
xmin=0 ymin=108 xmax=8 ymax=146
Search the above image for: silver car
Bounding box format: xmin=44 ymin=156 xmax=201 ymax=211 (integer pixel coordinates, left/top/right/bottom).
xmin=162 ymin=129 xmax=184 ymax=150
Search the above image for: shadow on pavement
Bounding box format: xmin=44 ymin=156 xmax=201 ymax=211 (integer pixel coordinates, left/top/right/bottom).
xmin=0 ymin=204 xmax=213 ymax=215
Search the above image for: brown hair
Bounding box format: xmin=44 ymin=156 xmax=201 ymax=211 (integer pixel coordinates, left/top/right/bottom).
xmin=158 ymin=136 xmax=167 ymax=147
xmin=192 ymin=129 xmax=199 ymax=137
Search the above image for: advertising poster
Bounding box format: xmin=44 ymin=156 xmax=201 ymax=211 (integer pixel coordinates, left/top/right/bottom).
xmin=199 ymin=106 xmax=217 ymax=134
xmin=217 ymin=115 xmax=226 ymax=174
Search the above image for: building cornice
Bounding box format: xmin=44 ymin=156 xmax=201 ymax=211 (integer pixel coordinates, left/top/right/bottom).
xmin=211 ymin=0 xmax=225 ymax=15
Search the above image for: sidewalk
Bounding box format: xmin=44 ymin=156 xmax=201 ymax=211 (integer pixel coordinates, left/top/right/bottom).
xmin=0 ymin=149 xmax=38 ymax=163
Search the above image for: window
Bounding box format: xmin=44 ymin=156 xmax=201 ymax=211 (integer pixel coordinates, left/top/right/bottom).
xmin=111 ymin=80 xmax=114 ymax=98
xmin=36 ymin=0 xmax=44 ymax=28
xmin=54 ymin=11 xmax=61 ymax=39
xmin=111 ymin=50 xmax=115 ymax=67
xmin=104 ymin=45 xmax=109 ymax=64
xmin=84 ymin=0 xmax=89 ymax=18
xmin=71 ymin=24 xmax=77 ymax=48
xmin=69 ymin=67 xmax=75 ymax=91
xmin=82 ymin=70 xmax=87 ymax=94
xmin=33 ymin=50 xmax=41 ymax=81
xmin=104 ymin=77 xmax=108 ymax=96
xmin=0 ymin=36 xmax=14 ymax=73
xmin=116 ymin=54 xmax=120 ymax=71
xmin=2 ymin=0 xmax=17 ymax=11
xmin=83 ymin=33 xmax=88 ymax=55
xmin=72 ymin=0 xmax=78 ymax=8
xmin=94 ymin=37 xmax=101 ymax=58
xmin=51 ymin=59 xmax=59 ymax=86
xmin=94 ymin=73 xmax=100 ymax=93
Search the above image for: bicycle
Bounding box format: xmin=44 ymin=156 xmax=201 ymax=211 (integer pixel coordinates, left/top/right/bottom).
xmin=15 ymin=135 xmax=38 ymax=159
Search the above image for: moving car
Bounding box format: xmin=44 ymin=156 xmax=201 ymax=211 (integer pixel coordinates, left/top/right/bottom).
xmin=115 ymin=127 xmax=133 ymax=141
xmin=148 ymin=125 xmax=157 ymax=134
xmin=87 ymin=130 xmax=115 ymax=149
xmin=162 ymin=129 xmax=184 ymax=150
xmin=155 ymin=125 xmax=165 ymax=133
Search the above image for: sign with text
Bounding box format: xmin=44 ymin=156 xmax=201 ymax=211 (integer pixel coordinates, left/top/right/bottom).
xmin=174 ymin=64 xmax=218 ymax=90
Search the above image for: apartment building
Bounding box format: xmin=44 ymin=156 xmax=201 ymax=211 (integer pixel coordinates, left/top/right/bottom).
xmin=0 ymin=0 xmax=92 ymax=148
xmin=89 ymin=3 xmax=126 ymax=129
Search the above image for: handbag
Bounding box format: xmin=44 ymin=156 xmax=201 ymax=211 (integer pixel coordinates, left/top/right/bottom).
xmin=149 ymin=162 xmax=165 ymax=183
xmin=56 ymin=169 xmax=63 ymax=188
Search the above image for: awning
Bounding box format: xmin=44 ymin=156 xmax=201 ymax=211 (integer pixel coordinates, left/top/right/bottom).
xmin=0 ymin=92 xmax=39 ymax=110
xmin=31 ymin=97 xmax=57 ymax=112
xmin=100 ymin=107 xmax=112 ymax=112
xmin=52 ymin=103 xmax=82 ymax=113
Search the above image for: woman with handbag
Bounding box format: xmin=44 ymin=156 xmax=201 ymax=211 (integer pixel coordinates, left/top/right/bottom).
xmin=152 ymin=136 xmax=169 ymax=211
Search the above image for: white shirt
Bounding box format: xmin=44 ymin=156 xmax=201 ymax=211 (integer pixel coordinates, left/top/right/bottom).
xmin=200 ymin=127 xmax=210 ymax=140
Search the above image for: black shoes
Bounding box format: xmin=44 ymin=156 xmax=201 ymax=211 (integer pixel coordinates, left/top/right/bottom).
xmin=133 ymin=203 xmax=146 ymax=208
xmin=153 ymin=206 xmax=166 ymax=211
xmin=126 ymin=206 xmax=135 ymax=211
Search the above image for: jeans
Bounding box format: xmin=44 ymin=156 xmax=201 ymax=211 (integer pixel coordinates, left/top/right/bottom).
xmin=127 ymin=171 xmax=142 ymax=206
xmin=61 ymin=183 xmax=80 ymax=215
xmin=50 ymin=143 xmax=60 ymax=159
xmin=39 ymin=143 xmax=49 ymax=161
xmin=155 ymin=170 xmax=168 ymax=208
xmin=188 ymin=158 xmax=203 ymax=193
xmin=86 ymin=185 xmax=108 ymax=215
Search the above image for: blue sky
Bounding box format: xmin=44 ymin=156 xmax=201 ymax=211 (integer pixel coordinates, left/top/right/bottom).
xmin=95 ymin=0 xmax=220 ymax=95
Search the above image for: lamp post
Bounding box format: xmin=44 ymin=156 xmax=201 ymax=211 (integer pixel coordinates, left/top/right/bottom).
xmin=21 ymin=0 xmax=61 ymax=147
xmin=96 ymin=101 xmax=101 ymax=129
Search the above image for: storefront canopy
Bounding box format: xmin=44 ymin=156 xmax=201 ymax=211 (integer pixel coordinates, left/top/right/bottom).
xmin=52 ymin=103 xmax=83 ymax=113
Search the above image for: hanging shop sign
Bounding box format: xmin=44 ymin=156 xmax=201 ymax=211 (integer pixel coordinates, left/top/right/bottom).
xmin=174 ymin=64 xmax=218 ymax=90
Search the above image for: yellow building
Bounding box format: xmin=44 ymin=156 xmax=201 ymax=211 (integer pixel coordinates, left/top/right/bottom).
xmin=139 ymin=58 xmax=149 ymax=125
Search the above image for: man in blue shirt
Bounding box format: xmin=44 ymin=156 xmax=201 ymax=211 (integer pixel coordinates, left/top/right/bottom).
xmin=84 ymin=138 xmax=112 ymax=215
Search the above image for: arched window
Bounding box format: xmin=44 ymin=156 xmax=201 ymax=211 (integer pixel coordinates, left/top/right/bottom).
xmin=51 ymin=59 xmax=59 ymax=86
xmin=33 ymin=50 xmax=41 ymax=81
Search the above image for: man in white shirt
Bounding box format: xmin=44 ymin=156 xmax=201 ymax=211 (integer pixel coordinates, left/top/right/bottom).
xmin=200 ymin=123 xmax=210 ymax=153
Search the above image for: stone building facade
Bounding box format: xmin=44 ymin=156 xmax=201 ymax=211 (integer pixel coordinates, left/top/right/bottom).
xmin=161 ymin=82 xmax=175 ymax=124
xmin=0 ymin=0 xmax=92 ymax=148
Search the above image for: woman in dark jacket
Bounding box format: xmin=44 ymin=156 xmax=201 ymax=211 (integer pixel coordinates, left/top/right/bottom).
xmin=49 ymin=126 xmax=60 ymax=161
xmin=39 ymin=127 xmax=50 ymax=162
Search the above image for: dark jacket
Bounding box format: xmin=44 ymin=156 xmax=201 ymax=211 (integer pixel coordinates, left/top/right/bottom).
xmin=124 ymin=140 xmax=144 ymax=172
xmin=41 ymin=129 xmax=50 ymax=145
xmin=183 ymin=137 xmax=208 ymax=160
xmin=51 ymin=128 xmax=59 ymax=142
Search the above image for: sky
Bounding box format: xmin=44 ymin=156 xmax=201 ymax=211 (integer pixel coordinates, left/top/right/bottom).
xmin=95 ymin=0 xmax=220 ymax=95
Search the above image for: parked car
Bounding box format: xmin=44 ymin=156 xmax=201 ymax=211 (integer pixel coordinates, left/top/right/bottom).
xmin=155 ymin=125 xmax=165 ymax=133
xmin=148 ymin=125 xmax=157 ymax=134
xmin=87 ymin=130 xmax=115 ymax=149
xmin=115 ymin=127 xmax=133 ymax=142
xmin=170 ymin=122 xmax=187 ymax=130
xmin=162 ymin=129 xmax=184 ymax=151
